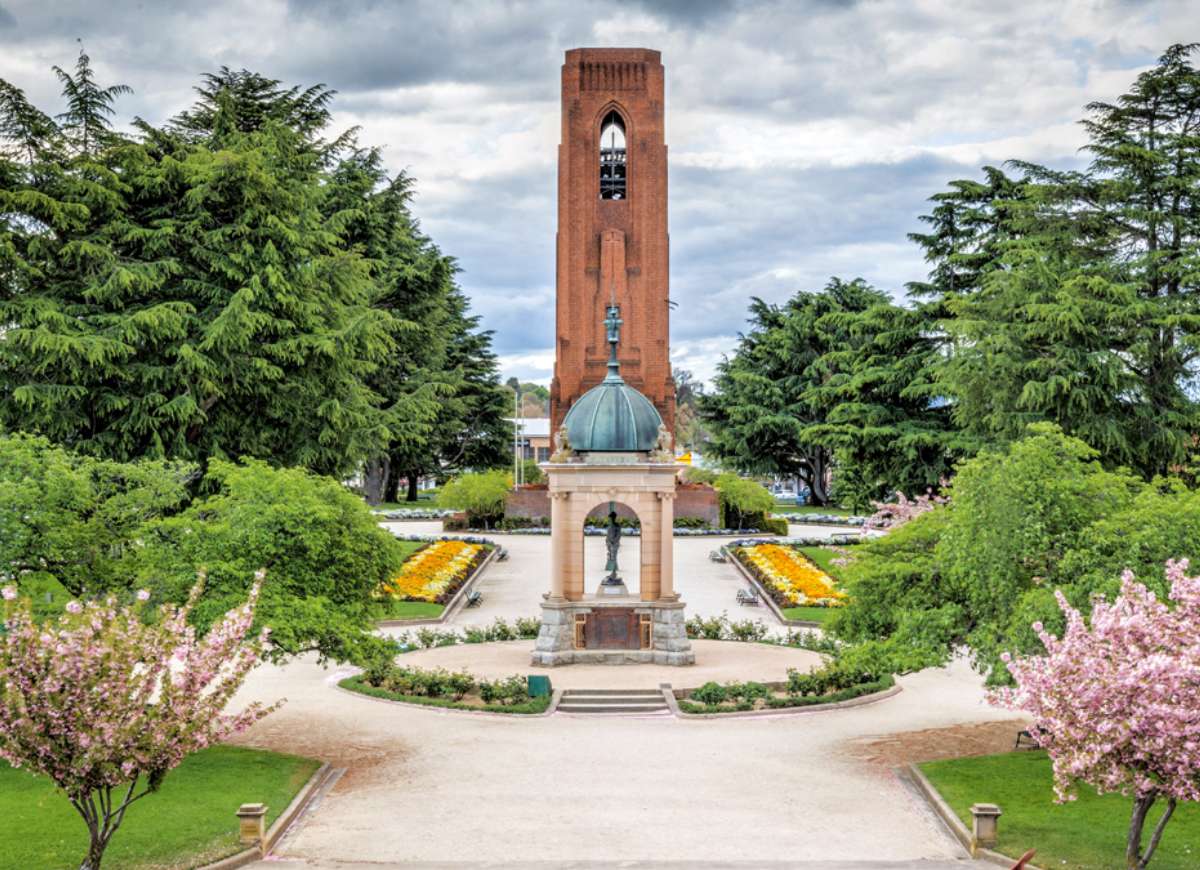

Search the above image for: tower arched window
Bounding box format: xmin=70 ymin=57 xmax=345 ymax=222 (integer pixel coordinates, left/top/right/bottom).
xmin=599 ymin=111 xmax=626 ymax=200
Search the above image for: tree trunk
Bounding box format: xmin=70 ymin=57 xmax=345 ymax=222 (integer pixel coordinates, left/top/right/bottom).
xmin=1127 ymin=794 xmax=1153 ymax=869
xmin=363 ymin=457 xmax=389 ymax=506
xmin=382 ymin=463 xmax=400 ymax=504
xmin=406 ymin=473 xmax=420 ymax=503
xmin=1127 ymin=793 xmax=1176 ymax=869
xmin=79 ymin=835 xmax=106 ymax=870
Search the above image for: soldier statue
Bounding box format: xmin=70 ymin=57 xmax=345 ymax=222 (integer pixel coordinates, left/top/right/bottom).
xmin=602 ymin=509 xmax=622 ymax=584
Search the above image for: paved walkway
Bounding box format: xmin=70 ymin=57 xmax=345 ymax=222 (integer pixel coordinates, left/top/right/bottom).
xmin=230 ymin=522 xmax=1012 ymax=868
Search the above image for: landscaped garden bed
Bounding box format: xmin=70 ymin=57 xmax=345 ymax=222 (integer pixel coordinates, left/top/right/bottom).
xmin=729 ymin=541 xmax=850 ymax=621
xmin=675 ymin=668 xmax=894 ymax=715
xmin=919 ymin=750 xmax=1200 ymax=869
xmin=0 ymin=746 xmax=320 ymax=870
xmin=340 ymin=665 xmax=551 ymax=714
xmin=372 ymin=538 xmax=492 ymax=620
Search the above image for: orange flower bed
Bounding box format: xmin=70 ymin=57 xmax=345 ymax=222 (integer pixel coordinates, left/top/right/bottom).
xmin=734 ymin=544 xmax=846 ymax=608
xmin=377 ymin=540 xmax=485 ymax=603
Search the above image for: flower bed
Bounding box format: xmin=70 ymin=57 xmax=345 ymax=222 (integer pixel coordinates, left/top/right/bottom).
xmin=732 ymin=543 xmax=847 ymax=610
xmin=340 ymin=668 xmax=551 ymax=715
xmin=677 ymin=671 xmax=895 ymax=715
xmin=373 ymin=507 xmax=459 ymax=520
xmin=376 ymin=539 xmax=488 ymax=604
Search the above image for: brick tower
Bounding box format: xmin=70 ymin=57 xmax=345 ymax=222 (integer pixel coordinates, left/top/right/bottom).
xmin=549 ymin=47 xmax=675 ymax=436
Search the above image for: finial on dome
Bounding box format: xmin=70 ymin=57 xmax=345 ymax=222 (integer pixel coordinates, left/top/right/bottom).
xmin=603 ymin=304 xmax=623 ymax=383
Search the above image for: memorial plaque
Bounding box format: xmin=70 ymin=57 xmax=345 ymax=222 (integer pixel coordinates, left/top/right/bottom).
xmin=586 ymin=608 xmax=639 ymax=650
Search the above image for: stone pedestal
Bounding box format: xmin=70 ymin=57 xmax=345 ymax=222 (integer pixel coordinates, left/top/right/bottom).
xmin=532 ymin=596 xmax=694 ymax=666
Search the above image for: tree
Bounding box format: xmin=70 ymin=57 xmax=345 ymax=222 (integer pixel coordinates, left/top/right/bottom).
xmin=672 ymin=367 xmax=708 ymax=450
xmin=438 ymin=469 xmax=512 ymax=528
xmin=913 ymin=44 xmax=1200 ymax=477
xmin=994 ymin=561 xmax=1200 ymax=869
xmin=702 ymin=278 xmax=954 ymax=506
xmin=0 ymin=434 xmax=193 ymax=598
xmin=132 ymin=458 xmax=407 ymax=663
xmin=712 ymin=472 xmax=775 ymax=529
xmin=0 ymin=58 xmax=397 ymax=475
xmin=0 ymin=575 xmax=278 ymax=870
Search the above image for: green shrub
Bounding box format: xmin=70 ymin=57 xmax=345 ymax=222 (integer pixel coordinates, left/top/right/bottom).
xmin=714 ymin=473 xmax=776 ymax=529
xmin=463 ymin=626 xmax=488 ymax=643
xmin=759 ymin=516 xmax=789 ymax=535
xmin=438 ymin=470 xmax=512 ymax=528
xmin=515 ymin=616 xmax=541 ymax=639
xmin=690 ymin=681 xmax=728 ymax=706
xmin=446 ymin=671 xmax=476 ymax=701
xmin=134 ymin=458 xmax=407 ymax=665
xmin=727 ymin=681 xmax=769 ymax=701
xmin=728 ymin=619 xmax=768 ymax=642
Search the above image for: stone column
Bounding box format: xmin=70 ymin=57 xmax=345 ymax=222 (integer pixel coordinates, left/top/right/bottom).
xmin=548 ymin=491 xmax=568 ymax=600
xmin=563 ymin=496 xmax=586 ymax=600
xmin=638 ymin=492 xmax=661 ymax=601
xmin=658 ymin=489 xmax=676 ymax=600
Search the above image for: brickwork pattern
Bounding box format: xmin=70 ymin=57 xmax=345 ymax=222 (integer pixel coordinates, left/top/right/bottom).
xmin=549 ymin=47 xmax=676 ymax=435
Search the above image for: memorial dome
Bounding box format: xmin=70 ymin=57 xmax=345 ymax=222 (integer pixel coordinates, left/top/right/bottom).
xmin=562 ymin=304 xmax=663 ymax=453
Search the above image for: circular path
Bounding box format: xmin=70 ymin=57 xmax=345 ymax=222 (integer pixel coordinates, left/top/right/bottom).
xmin=233 ymin=523 xmax=1014 ymax=868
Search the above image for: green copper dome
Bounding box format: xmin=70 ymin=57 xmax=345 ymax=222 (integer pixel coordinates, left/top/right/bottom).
xmin=563 ymin=303 xmax=663 ymax=453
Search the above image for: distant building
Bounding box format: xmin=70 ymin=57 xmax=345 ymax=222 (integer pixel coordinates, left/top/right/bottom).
xmin=510 ymin=417 xmax=551 ymax=462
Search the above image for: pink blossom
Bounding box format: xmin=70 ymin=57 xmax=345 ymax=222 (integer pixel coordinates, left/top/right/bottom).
xmin=136 ymin=589 xmax=150 ymax=602
xmin=0 ymin=568 xmax=280 ymax=870
xmin=992 ymin=560 xmax=1200 ymax=865
xmin=865 ymin=489 xmax=948 ymax=531
xmin=1 ymin=586 xmax=16 ymax=601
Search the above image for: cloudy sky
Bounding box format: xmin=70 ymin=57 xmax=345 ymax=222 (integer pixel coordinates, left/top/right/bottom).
xmin=0 ymin=0 xmax=1194 ymax=384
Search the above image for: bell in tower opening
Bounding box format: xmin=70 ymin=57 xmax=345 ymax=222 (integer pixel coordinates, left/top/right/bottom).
xmin=599 ymin=110 xmax=626 ymax=200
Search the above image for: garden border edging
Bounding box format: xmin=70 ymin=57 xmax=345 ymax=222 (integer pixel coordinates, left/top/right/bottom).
xmin=196 ymin=760 xmax=334 ymax=870
xmin=661 ymin=680 xmax=901 ymax=719
xmin=335 ymin=677 xmax=563 ymax=719
xmin=375 ymin=544 xmax=498 ymax=628
xmin=722 ymin=545 xmax=822 ymax=628
xmin=902 ymin=762 xmax=1045 ymax=870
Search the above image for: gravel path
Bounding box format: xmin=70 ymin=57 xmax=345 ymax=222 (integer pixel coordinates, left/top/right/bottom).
xmin=230 ymin=523 xmax=1012 ymax=867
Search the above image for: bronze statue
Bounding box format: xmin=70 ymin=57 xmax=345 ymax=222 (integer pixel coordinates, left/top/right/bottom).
xmin=603 ymin=509 xmax=622 ymax=584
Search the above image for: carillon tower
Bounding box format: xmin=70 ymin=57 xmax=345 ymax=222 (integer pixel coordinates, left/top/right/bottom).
xmin=549 ymin=47 xmax=675 ymax=435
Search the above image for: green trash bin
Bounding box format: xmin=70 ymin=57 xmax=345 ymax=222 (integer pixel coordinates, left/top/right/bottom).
xmin=527 ymin=675 xmax=552 ymax=698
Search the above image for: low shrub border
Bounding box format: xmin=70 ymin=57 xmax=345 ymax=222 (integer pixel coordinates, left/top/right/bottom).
xmin=338 ymin=674 xmax=555 ymax=716
xmin=668 ymin=674 xmax=899 ymax=718
xmin=452 ymin=526 xmax=773 ymax=536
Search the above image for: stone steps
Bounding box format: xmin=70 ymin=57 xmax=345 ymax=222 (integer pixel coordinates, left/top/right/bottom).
xmin=557 ymin=688 xmax=670 ymax=715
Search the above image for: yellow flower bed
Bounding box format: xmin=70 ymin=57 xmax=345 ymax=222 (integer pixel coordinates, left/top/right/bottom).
xmin=378 ymin=540 xmax=485 ymax=602
xmin=736 ymin=544 xmax=846 ymax=607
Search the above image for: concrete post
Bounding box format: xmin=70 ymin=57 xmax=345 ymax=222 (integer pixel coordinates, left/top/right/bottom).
xmin=970 ymin=803 xmax=1001 ymax=850
xmin=237 ymin=803 xmax=268 ymax=850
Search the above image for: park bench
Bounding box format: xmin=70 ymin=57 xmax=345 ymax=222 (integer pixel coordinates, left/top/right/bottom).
xmin=735 ymin=587 xmax=760 ymax=606
xmin=1014 ymin=729 xmax=1039 ymax=749
xmin=496 ymin=546 xmax=509 ymax=562
xmin=466 ymin=589 xmax=483 ymax=608
xmin=708 ymin=550 xmax=727 ymax=563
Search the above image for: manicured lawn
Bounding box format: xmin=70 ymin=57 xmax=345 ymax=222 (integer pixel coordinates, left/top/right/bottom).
xmin=797 ymin=546 xmax=841 ymax=575
xmin=920 ymin=750 xmax=1200 ymax=869
xmin=0 ymin=746 xmax=320 ymax=870
xmin=781 ymin=605 xmax=837 ymax=624
xmin=376 ymin=600 xmax=445 ymax=620
xmin=395 ymin=539 xmax=427 ymax=561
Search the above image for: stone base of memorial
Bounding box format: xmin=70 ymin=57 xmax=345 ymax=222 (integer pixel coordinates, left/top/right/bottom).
xmin=532 ymin=595 xmax=693 ymax=666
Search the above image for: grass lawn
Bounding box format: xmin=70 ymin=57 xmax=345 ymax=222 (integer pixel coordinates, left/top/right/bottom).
xmin=780 ymin=605 xmax=837 ymax=624
xmin=797 ymin=546 xmax=841 ymax=575
xmin=920 ymin=750 xmax=1200 ymax=869
xmin=375 ymin=600 xmax=445 ymax=620
xmin=0 ymin=746 xmax=320 ymax=870
xmin=395 ymin=539 xmax=427 ymax=561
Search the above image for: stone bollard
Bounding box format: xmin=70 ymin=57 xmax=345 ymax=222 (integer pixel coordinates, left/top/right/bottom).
xmin=236 ymin=803 xmax=268 ymax=851
xmin=970 ymin=803 xmax=1002 ymax=850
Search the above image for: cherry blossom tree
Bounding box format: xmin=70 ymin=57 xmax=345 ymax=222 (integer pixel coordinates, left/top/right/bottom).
xmin=992 ymin=560 xmax=1200 ymax=869
xmin=864 ymin=488 xmax=948 ymax=531
xmin=0 ymin=571 xmax=281 ymax=870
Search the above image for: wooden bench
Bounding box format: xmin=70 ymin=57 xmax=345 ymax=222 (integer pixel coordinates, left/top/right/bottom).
xmin=736 ymin=588 xmax=760 ymax=606
xmin=708 ymin=550 xmax=727 ymax=563
xmin=466 ymin=590 xmax=483 ymax=608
